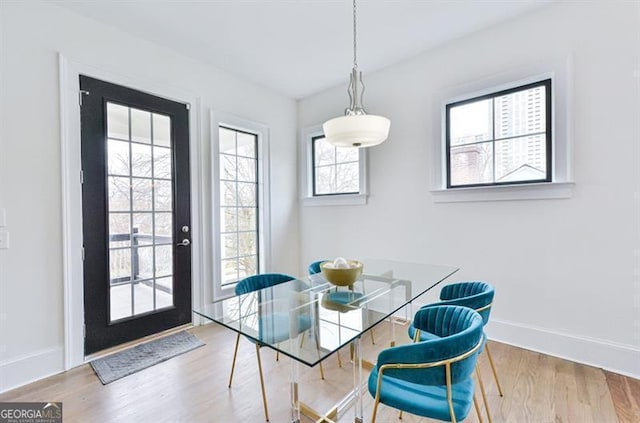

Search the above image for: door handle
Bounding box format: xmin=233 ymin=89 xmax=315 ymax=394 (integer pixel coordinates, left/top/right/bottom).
xmin=177 ymin=239 xmax=191 ymax=246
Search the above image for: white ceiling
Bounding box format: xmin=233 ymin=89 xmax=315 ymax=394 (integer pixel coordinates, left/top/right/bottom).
xmin=56 ymin=0 xmax=552 ymax=99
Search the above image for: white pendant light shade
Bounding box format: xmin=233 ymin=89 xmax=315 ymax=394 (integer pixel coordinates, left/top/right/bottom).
xmin=323 ymin=114 xmax=390 ymax=148
xmin=323 ymin=0 xmax=390 ymax=148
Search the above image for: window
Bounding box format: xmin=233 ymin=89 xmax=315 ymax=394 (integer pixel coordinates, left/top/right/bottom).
xmin=218 ymin=126 xmax=259 ymax=289
xmin=446 ymin=79 xmax=551 ymax=188
xmin=312 ymin=135 xmax=360 ymax=195
xmin=301 ymin=126 xmax=368 ymax=206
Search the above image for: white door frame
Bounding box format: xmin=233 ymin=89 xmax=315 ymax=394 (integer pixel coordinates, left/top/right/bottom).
xmin=59 ymin=53 xmax=205 ymax=370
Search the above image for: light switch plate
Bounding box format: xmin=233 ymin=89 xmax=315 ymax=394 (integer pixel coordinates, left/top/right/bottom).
xmin=0 ymin=208 xmax=5 ymax=227
xmin=0 ymin=230 xmax=9 ymax=249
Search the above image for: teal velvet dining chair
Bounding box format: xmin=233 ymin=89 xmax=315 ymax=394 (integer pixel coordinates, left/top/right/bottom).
xmin=407 ymin=281 xmax=501 ymax=423
xmin=308 ymin=259 xmax=325 ymax=276
xmin=228 ymin=273 xmax=322 ymax=422
xmin=368 ymin=305 xmax=485 ymax=423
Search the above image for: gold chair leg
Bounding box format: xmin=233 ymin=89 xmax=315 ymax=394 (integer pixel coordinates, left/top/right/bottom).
xmin=228 ymin=333 xmax=241 ymax=388
xmin=371 ymin=398 xmax=380 ymax=423
xmin=370 ymin=328 xmax=375 ymax=345
xmin=255 ymin=344 xmax=270 ymax=422
xmin=276 ymin=345 xmax=279 ymax=362
xmin=485 ymin=342 xmax=504 ymax=397
xmin=476 ymin=365 xmax=493 ymax=423
xmin=398 ymin=410 xmax=403 ymax=419
xmin=473 ymin=393 xmax=484 ymax=423
xmin=299 ymin=331 xmax=306 ymax=348
xmin=337 ymin=350 xmax=342 ymax=368
xmin=446 ymin=363 xmax=457 ymax=423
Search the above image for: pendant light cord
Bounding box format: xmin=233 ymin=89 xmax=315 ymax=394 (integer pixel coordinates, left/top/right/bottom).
xmin=353 ymin=0 xmax=358 ymax=69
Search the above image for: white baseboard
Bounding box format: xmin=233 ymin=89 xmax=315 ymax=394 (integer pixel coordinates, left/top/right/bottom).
xmin=486 ymin=319 xmax=640 ymax=379
xmin=0 ymin=347 xmax=64 ymax=394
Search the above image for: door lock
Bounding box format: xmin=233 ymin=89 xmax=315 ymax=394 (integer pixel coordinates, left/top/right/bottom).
xmin=181 ymin=226 xmax=189 ymax=233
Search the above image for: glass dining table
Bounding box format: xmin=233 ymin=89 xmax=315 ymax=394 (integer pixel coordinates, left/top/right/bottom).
xmin=194 ymin=259 xmax=459 ymax=423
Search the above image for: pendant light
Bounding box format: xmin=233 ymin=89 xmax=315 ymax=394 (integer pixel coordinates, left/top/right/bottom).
xmin=323 ymin=0 xmax=390 ymax=148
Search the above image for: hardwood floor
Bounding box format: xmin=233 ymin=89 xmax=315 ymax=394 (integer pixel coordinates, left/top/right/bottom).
xmin=0 ymin=322 xmax=636 ymax=422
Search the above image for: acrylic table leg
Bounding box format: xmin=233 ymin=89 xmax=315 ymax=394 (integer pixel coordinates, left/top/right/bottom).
xmin=352 ymin=336 xmax=363 ymax=423
xmin=290 ymin=357 xmax=301 ymax=423
xmin=389 ymin=290 xmax=396 ymax=347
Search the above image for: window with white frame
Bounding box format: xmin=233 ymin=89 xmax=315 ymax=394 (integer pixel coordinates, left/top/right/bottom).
xmin=301 ymin=127 xmax=367 ymax=205
xmin=218 ymin=126 xmax=260 ymax=290
xmin=446 ymin=79 xmax=552 ymax=188
xmin=312 ymin=135 xmax=360 ymax=195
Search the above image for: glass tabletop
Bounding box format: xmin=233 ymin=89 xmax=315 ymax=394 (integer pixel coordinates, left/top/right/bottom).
xmin=194 ymin=259 xmax=458 ymax=367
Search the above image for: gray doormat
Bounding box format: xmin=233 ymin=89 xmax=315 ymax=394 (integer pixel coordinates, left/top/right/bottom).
xmin=90 ymin=331 xmax=205 ymax=384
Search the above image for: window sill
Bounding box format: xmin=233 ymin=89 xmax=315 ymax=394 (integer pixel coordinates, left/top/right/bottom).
xmin=302 ymin=193 xmax=368 ymax=207
xmin=430 ymin=181 xmax=574 ymax=203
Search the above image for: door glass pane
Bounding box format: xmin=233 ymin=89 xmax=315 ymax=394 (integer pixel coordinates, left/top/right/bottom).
xmin=156 ymin=277 xmax=173 ymax=309
xmin=131 ymin=144 xmax=152 ymax=177
xmin=135 ymin=246 xmax=154 ymax=280
xmin=154 ymin=180 xmax=172 ymax=211
xmin=106 ymin=102 xmax=175 ymax=322
xmin=132 ymin=213 xmax=153 ymax=246
xmin=154 ymin=212 xmax=173 ymax=245
xmin=132 ymin=178 xmax=152 ymax=211
xmin=110 ymin=285 xmax=132 ymax=321
xmin=152 ymin=114 xmax=171 ymax=147
xmin=108 ymin=177 xmax=130 ymax=212
xmin=107 ymin=103 xmax=129 ymax=140
xmin=107 ymin=139 xmax=130 ymax=176
xmin=110 ymin=248 xmax=131 ymax=281
xmin=134 ymin=283 xmax=154 ymax=315
xmin=109 ymin=214 xmax=131 ymax=248
xmin=131 ymin=108 xmax=151 ymax=143
xmin=155 ymin=245 xmax=173 ymax=277
xmin=153 ymin=146 xmax=171 ymax=179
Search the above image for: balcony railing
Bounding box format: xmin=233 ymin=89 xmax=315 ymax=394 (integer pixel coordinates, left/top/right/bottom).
xmin=109 ymin=227 xmax=172 ymax=293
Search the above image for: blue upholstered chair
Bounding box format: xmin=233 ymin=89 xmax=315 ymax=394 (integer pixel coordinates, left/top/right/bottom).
xmin=308 ymin=259 xmax=325 ymax=276
xmin=228 ymin=273 xmax=319 ymax=422
xmin=407 ymin=281 xmax=501 ymax=423
xmin=368 ymin=305 xmax=485 ymax=422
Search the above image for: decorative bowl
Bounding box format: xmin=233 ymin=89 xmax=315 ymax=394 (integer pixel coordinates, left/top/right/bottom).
xmin=320 ymin=260 xmax=363 ymax=287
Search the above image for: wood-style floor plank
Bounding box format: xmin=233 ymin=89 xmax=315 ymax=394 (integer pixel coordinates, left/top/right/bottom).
xmin=605 ymin=370 xmax=640 ymax=423
xmin=0 ymin=322 xmax=633 ymax=422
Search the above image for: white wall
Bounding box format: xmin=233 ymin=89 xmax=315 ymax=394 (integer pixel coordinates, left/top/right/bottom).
xmin=0 ymin=2 xmax=298 ymax=391
xmin=298 ymin=2 xmax=640 ymax=377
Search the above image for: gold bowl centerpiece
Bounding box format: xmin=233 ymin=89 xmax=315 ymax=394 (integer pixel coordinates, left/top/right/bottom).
xmin=320 ymin=258 xmax=363 ymax=287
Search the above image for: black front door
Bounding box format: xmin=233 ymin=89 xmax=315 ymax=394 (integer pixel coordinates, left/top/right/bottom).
xmin=80 ymin=76 xmax=192 ymax=355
